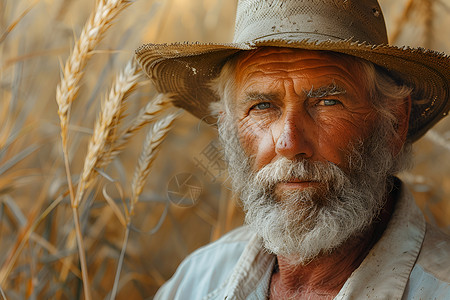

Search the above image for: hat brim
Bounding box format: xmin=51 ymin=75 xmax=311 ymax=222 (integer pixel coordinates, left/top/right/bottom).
xmin=136 ymin=38 xmax=450 ymax=142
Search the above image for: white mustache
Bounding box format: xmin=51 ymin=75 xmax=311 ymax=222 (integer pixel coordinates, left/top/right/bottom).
xmin=254 ymin=157 xmax=346 ymax=188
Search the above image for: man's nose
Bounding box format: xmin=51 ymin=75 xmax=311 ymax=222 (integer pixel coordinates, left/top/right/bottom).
xmin=274 ymin=113 xmax=314 ymax=160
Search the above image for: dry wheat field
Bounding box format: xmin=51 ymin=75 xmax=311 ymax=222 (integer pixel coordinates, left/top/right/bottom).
xmin=0 ymin=0 xmax=449 ymax=299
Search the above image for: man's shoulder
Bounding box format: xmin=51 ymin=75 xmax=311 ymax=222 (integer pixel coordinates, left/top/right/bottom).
xmin=406 ymin=223 xmax=450 ymax=299
xmin=154 ymin=226 xmax=256 ymax=300
xmin=416 ymin=223 xmax=450 ymax=279
xmin=185 ymin=225 xmax=255 ymax=262
xmin=178 ymin=226 xmax=254 ymax=268
xmin=211 ymin=225 xmax=256 ymax=245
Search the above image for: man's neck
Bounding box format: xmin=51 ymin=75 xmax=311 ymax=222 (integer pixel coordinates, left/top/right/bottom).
xmin=269 ymin=191 xmax=397 ymax=299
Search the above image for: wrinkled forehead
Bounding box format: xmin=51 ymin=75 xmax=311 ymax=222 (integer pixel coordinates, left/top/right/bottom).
xmin=233 ymin=47 xmax=368 ymax=89
xmin=235 ymin=47 xmax=365 ymax=70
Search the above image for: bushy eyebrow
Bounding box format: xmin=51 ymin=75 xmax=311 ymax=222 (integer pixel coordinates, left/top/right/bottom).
xmin=304 ymin=83 xmax=346 ymax=98
xmin=242 ymin=92 xmax=281 ymax=104
xmin=240 ymin=83 xmax=346 ymax=104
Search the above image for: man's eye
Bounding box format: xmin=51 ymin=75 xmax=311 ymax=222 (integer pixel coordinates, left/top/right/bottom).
xmin=318 ymin=99 xmax=340 ymax=106
xmin=252 ymin=102 xmax=272 ymax=110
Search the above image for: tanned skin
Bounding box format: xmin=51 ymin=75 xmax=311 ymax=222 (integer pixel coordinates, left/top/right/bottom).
xmin=232 ymin=48 xmax=411 ymax=299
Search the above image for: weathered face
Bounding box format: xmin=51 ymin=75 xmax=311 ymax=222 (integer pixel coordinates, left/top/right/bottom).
xmin=217 ymin=48 xmax=410 ymax=262
xmin=233 ymin=48 xmax=378 ymax=193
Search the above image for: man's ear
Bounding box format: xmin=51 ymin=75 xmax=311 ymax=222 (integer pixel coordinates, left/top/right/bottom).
xmin=392 ymin=95 xmax=411 ymax=156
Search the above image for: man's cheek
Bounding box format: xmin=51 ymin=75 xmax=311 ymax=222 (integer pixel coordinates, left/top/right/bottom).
xmin=253 ymin=134 xmax=278 ymax=170
xmin=238 ymin=122 xmax=277 ymax=171
xmin=237 ymin=119 xmax=264 ymax=150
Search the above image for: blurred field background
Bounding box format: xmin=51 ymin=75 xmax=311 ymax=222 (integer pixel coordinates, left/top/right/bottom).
xmin=0 ymin=0 xmax=449 ymax=299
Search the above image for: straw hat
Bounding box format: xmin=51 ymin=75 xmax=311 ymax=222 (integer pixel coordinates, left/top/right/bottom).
xmin=136 ymin=0 xmax=450 ymax=142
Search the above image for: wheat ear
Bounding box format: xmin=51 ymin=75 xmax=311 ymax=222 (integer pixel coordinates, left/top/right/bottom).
xmin=67 ymin=58 xmax=139 ymax=291
xmin=72 ymin=57 xmax=138 ymax=300
xmin=130 ymin=110 xmax=182 ymax=213
xmin=56 ymin=0 xmax=131 ymax=152
xmin=55 ymin=0 xmax=131 ymax=205
xmin=110 ymin=110 xmax=181 ymax=299
xmin=98 ymin=93 xmax=172 ymax=168
xmin=54 ymin=2 xmax=132 ymax=299
xmin=74 ymin=58 xmax=140 ymax=207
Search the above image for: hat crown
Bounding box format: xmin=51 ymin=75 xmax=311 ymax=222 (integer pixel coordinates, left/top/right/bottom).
xmin=233 ymin=0 xmax=388 ymax=45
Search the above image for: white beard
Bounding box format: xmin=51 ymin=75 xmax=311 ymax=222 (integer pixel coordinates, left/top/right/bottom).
xmin=241 ymin=157 xmax=386 ymax=265
xmin=218 ymin=115 xmax=404 ymax=265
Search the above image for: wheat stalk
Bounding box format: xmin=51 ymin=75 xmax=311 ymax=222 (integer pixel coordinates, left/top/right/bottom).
xmin=0 ymin=193 xmax=65 ymax=287
xmin=129 ymin=111 xmax=182 ymax=212
xmin=100 ymin=61 xmax=142 ymax=159
xmin=55 ymin=0 xmax=132 ymax=207
xmin=110 ymin=110 xmax=182 ymax=299
xmin=56 ymin=0 xmax=131 ymax=146
xmin=0 ymin=0 xmax=38 ymax=45
xmin=64 ymin=58 xmax=139 ymax=299
xmin=391 ymin=0 xmax=415 ymax=43
xmin=422 ymin=0 xmax=433 ymax=48
xmin=98 ymin=93 xmax=173 ymax=168
xmin=74 ymin=58 xmax=140 ymax=207
xmin=54 ymin=2 xmax=134 ymax=295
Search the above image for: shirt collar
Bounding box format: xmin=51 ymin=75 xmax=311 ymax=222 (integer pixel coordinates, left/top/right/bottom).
xmin=223 ymin=181 xmax=426 ymax=299
xmin=335 ymin=182 xmax=426 ymax=299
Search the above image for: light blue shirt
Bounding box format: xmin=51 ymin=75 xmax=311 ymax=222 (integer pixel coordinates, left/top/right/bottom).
xmin=155 ymin=184 xmax=450 ymax=299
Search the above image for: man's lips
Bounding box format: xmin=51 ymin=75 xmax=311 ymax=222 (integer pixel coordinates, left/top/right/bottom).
xmin=277 ymin=180 xmax=320 ymax=189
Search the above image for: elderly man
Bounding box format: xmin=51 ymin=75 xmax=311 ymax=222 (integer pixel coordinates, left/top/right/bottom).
xmin=137 ymin=0 xmax=450 ymax=299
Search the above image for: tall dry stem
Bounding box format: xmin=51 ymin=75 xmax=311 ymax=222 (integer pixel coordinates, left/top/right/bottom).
xmin=74 ymin=58 xmax=141 ymax=207
xmin=391 ymin=0 xmax=415 ymax=43
xmin=0 ymin=0 xmax=38 ymax=45
xmin=422 ymin=0 xmax=433 ymax=48
xmin=110 ymin=110 xmax=181 ymax=299
xmin=62 ymin=57 xmax=139 ymax=299
xmin=129 ymin=111 xmax=182 ymax=213
xmin=0 ymin=97 xmax=12 ymax=148
xmin=54 ymin=2 xmax=133 ymax=298
xmin=56 ymin=0 xmax=131 ymax=145
xmin=99 ymin=93 xmax=173 ymax=168
xmin=0 ymin=193 xmax=65 ymax=287
xmin=55 ymin=0 xmax=132 ymax=204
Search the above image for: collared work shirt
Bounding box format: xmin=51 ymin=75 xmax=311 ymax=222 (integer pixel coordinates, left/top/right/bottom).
xmin=155 ymin=185 xmax=450 ymax=299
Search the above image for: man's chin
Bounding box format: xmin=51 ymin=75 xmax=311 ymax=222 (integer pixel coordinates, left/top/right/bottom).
xmin=274 ymin=186 xmax=331 ymax=208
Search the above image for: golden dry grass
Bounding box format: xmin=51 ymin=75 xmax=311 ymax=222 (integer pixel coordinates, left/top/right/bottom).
xmin=0 ymin=0 xmax=449 ymax=299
